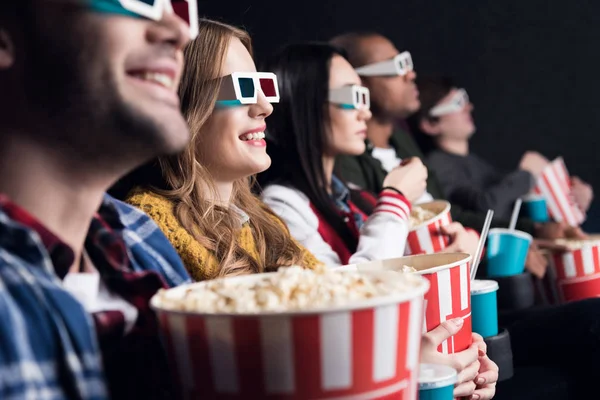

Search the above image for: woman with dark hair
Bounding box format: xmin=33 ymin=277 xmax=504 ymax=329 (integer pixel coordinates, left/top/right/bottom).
xmin=258 ymin=42 xmax=429 ymax=266
xmin=258 ymin=42 xmax=497 ymax=400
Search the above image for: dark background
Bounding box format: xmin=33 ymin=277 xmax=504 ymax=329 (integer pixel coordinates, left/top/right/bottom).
xmin=199 ymin=0 xmax=600 ymax=230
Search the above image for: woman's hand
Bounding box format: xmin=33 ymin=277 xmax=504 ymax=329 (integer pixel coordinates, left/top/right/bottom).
xmin=382 ymin=157 xmax=428 ymax=203
xmin=420 ymin=318 xmax=480 ymax=398
xmin=470 ymin=333 xmax=499 ymax=400
xmin=441 ymin=223 xmax=479 ymax=256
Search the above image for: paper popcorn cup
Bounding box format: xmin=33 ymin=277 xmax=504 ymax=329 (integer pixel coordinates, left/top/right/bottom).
xmin=151 ymin=271 xmax=430 ymax=400
xmin=551 ymin=240 xmax=600 ymax=280
xmin=354 ymin=253 xmax=472 ymax=354
xmin=533 ymin=157 xmax=585 ymax=227
xmin=542 ymin=238 xmax=600 ymax=303
xmin=558 ymin=275 xmax=600 ymax=303
xmin=406 ymin=201 xmax=452 ymax=255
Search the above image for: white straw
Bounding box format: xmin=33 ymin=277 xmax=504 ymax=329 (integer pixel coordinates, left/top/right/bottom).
xmin=471 ymin=209 xmax=494 ymax=280
xmin=508 ymin=198 xmax=522 ymax=231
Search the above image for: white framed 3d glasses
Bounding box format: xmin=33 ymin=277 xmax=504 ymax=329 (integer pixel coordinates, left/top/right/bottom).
xmin=354 ymin=51 xmax=414 ymax=77
xmin=216 ymin=72 xmax=280 ymax=106
xmin=329 ymin=85 xmax=370 ymax=110
xmin=429 ymin=89 xmax=470 ymax=117
xmin=114 ymin=0 xmax=198 ymax=39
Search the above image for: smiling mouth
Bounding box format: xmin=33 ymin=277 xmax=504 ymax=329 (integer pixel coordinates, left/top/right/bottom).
xmin=239 ymin=131 xmax=266 ymax=141
xmin=128 ymin=71 xmax=175 ymax=90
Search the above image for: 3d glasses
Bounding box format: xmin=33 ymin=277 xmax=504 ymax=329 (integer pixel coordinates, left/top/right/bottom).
xmin=91 ymin=0 xmax=198 ymax=39
xmin=216 ymin=72 xmax=280 ymax=106
xmin=429 ymin=89 xmax=470 ymax=117
xmin=329 ymin=85 xmax=370 ymax=110
xmin=354 ymin=51 xmax=414 ymax=77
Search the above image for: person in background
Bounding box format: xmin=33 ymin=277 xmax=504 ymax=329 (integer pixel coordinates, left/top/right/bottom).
xmin=408 ymin=75 xmax=589 ymax=278
xmin=330 ymin=31 xmax=584 ymax=279
xmin=409 ymin=75 xmax=592 ymax=225
xmin=124 ymin=19 xmax=321 ymax=282
xmin=256 ymin=42 xmax=495 ymax=399
xmin=0 ymin=0 xmax=195 ymax=398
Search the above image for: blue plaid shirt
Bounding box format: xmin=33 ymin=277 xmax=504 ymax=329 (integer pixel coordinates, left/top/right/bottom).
xmin=0 ymin=194 xmax=190 ymax=399
xmin=330 ymin=175 xmax=366 ymax=229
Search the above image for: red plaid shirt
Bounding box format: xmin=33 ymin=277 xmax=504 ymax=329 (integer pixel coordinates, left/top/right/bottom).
xmin=0 ymin=196 xmax=175 ymax=399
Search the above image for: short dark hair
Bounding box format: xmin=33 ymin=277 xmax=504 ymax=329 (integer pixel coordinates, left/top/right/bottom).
xmin=329 ymin=32 xmax=381 ymax=68
xmin=407 ymin=75 xmax=455 ymax=154
xmin=257 ymin=42 xmax=359 ymax=250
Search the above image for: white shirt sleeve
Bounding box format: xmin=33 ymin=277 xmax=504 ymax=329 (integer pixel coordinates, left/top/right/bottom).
xmin=262 ymin=185 xmax=411 ymax=267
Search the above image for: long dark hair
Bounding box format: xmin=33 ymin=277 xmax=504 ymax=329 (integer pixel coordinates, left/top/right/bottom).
xmin=407 ymin=75 xmax=455 ymax=155
xmin=257 ymin=42 xmax=358 ymax=251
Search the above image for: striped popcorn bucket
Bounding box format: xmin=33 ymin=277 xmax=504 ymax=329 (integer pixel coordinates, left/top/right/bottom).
xmin=354 ymin=253 xmax=472 ymax=354
xmin=533 ymin=157 xmax=585 ymax=227
xmin=548 ymin=239 xmax=600 ymax=303
xmin=151 ymin=271 xmax=430 ymax=400
xmin=406 ymin=201 xmax=452 ymax=255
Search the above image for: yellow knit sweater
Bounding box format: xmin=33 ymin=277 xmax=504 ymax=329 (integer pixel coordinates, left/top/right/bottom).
xmin=126 ymin=189 xmax=321 ymax=281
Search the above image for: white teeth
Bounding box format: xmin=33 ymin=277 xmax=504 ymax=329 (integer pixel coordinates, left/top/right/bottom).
xmin=135 ymin=72 xmax=174 ymax=89
xmin=240 ymin=131 xmax=265 ymax=141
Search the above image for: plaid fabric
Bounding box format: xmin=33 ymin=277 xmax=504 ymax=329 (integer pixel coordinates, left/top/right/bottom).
xmin=0 ymin=194 xmax=191 ymax=399
xmin=330 ymin=175 xmax=367 ymax=229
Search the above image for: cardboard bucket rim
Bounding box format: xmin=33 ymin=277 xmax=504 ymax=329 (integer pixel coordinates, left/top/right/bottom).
xmin=150 ymin=269 xmax=430 ymax=318
xmin=409 ymin=200 xmax=451 ymax=231
xmin=354 ymin=252 xmax=472 ymax=276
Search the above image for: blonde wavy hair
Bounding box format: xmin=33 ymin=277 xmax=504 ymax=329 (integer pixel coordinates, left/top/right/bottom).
xmin=155 ymin=19 xmax=308 ymax=279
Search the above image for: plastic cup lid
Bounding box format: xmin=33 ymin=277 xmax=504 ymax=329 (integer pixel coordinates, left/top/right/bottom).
xmin=418 ymin=363 xmax=457 ymax=390
xmin=488 ymin=228 xmax=533 ymax=242
xmin=470 ymin=279 xmax=499 ymax=295
xmin=523 ymin=194 xmax=545 ymax=202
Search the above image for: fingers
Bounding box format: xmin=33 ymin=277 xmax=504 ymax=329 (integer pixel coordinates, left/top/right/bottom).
xmin=472 ymin=383 xmax=497 ymax=400
xmin=454 ymin=380 xmax=477 ymax=398
xmin=440 ymin=222 xmax=464 ymax=237
xmin=422 ymin=318 xmax=464 ymax=347
xmin=471 ymin=333 xmax=487 ymax=353
xmin=457 ymin=359 xmax=480 ymax=385
xmin=476 ymin=355 xmax=499 ymax=385
xmin=451 ymin=343 xmax=479 ymax=376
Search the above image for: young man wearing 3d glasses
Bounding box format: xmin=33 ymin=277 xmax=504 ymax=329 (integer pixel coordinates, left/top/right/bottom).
xmin=0 ymin=0 xmax=197 ymax=398
xmin=411 ymin=77 xmax=593 ymax=233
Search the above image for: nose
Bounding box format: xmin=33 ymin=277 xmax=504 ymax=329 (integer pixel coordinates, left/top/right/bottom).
xmin=147 ymin=10 xmax=191 ymax=50
xmin=358 ymin=106 xmax=372 ymax=121
xmin=404 ymin=69 xmax=417 ymax=82
xmin=249 ymin=90 xmax=274 ymax=119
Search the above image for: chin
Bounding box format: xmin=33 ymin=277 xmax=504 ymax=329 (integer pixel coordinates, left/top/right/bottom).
xmin=347 ymin=143 xmax=366 ymax=156
xmin=251 ymin=155 xmax=272 ymax=175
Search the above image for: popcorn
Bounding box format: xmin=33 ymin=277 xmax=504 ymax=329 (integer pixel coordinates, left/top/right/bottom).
xmin=154 ymin=265 xmax=422 ymax=314
xmin=410 ymin=206 xmax=437 ymax=227
xmin=554 ymin=238 xmax=600 ymax=250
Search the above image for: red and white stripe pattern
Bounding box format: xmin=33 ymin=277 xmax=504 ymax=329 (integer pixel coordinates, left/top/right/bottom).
xmin=374 ymin=191 xmax=412 ymax=221
xmin=533 ymin=157 xmax=585 ymax=227
xmin=406 ymin=204 xmax=452 ymax=256
xmin=157 ymin=298 xmax=425 ymax=399
xmin=551 ymin=244 xmax=600 ymax=280
xmin=419 ymin=261 xmax=472 ymax=353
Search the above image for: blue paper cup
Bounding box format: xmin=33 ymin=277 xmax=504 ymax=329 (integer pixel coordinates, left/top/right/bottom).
xmin=522 ymin=194 xmax=549 ymax=223
xmin=471 ymin=280 xmax=499 ymax=338
xmin=486 ymin=228 xmax=532 ymax=277
xmin=418 ymin=364 xmax=457 ymax=400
